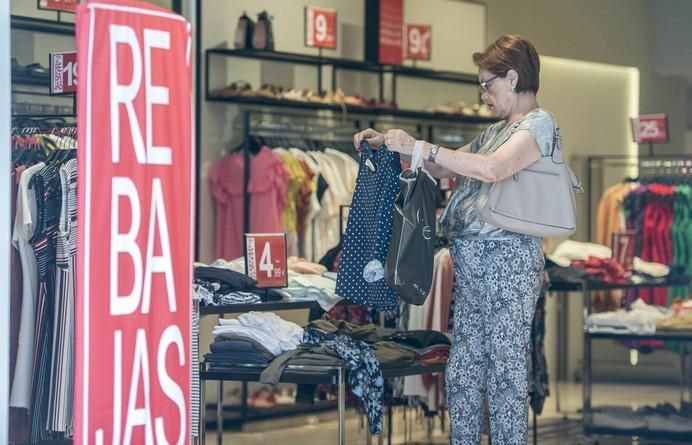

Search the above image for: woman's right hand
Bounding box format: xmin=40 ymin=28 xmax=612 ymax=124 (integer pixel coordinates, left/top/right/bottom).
xmin=353 ymin=128 xmax=384 ymax=150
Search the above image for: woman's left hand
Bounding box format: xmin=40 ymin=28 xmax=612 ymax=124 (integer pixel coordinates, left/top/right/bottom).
xmin=384 ymin=129 xmax=416 ymax=156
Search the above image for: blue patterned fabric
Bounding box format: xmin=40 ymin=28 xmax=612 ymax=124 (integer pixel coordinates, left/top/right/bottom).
xmin=446 ymin=236 xmax=544 ymax=445
xmin=336 ymin=142 xmax=400 ymax=312
xmin=302 ymin=327 xmax=384 ymax=434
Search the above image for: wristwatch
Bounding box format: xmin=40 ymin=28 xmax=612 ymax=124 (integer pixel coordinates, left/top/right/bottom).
xmin=427 ymin=144 xmax=440 ymax=163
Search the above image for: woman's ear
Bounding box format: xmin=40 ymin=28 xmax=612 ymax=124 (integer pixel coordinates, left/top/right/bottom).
xmin=507 ymin=69 xmax=519 ymax=86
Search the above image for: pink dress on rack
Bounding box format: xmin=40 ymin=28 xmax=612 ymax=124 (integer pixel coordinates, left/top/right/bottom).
xmin=210 ymin=146 xmax=290 ymax=260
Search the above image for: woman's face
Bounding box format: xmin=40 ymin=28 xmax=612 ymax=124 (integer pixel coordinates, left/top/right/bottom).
xmin=479 ymin=68 xmax=513 ymax=119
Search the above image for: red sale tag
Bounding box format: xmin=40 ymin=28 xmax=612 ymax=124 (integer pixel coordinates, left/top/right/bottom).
xmin=245 ymin=233 xmax=288 ymax=288
xmin=404 ymin=24 xmax=431 ymax=60
xmin=612 ymin=231 xmax=637 ymax=271
xmin=50 ymin=51 xmax=78 ymax=95
xmin=74 ymin=2 xmax=193 ymax=444
xmin=305 ymin=6 xmax=337 ymax=50
xmin=631 ymin=114 xmax=669 ymax=143
xmin=39 ymin=0 xmax=78 ymax=13
xmin=379 ymin=0 xmax=403 ymax=65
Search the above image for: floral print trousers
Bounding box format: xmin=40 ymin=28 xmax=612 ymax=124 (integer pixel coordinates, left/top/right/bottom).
xmin=446 ymin=236 xmax=544 ymax=445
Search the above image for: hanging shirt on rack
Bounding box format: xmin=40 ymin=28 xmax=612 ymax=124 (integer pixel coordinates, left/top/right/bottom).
xmin=10 ymin=162 xmax=45 ymax=410
xmin=47 ymin=158 xmax=77 ymax=433
xmin=210 ymin=147 xmax=290 ymax=260
xmin=30 ymin=165 xmax=62 ymax=443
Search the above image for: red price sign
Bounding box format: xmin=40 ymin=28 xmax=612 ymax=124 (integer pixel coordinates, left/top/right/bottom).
xmin=75 ymin=2 xmax=193 ymax=444
xmin=631 ymin=114 xmax=669 ymax=143
xmin=245 ymin=233 xmax=288 ymax=288
xmin=38 ymin=0 xmax=78 ymax=13
xmin=50 ymin=51 xmax=78 ymax=95
xmin=612 ymin=231 xmax=637 ymax=271
xmin=404 ymin=24 xmax=431 ymax=60
xmin=305 ymin=7 xmax=337 ymax=49
xmin=378 ymin=0 xmax=403 ymax=65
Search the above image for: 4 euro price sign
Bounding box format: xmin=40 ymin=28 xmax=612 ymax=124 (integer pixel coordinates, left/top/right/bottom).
xmin=245 ymin=233 xmax=288 ymax=288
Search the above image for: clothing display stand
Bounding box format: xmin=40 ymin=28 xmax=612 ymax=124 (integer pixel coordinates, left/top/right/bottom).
xmin=197 ymin=300 xmax=452 ymax=445
xmin=580 ymin=276 xmax=692 ymax=442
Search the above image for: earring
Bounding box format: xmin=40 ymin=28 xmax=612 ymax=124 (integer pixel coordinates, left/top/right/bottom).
xmin=511 ymin=84 xmax=516 ymax=93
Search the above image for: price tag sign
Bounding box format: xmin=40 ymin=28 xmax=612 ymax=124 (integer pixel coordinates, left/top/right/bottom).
xmin=305 ymin=7 xmax=337 ymax=49
xmin=38 ymin=0 xmax=78 ymax=13
xmin=49 ymin=51 xmax=78 ymax=95
xmin=612 ymin=231 xmax=637 ymax=271
xmin=245 ymin=233 xmax=288 ymax=288
xmin=439 ymin=177 xmax=455 ymax=191
xmin=631 ymin=114 xmax=669 ymax=143
xmin=404 ymin=24 xmax=431 ymax=60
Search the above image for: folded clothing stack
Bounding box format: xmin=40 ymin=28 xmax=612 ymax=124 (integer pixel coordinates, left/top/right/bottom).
xmin=205 ymin=335 xmax=276 ymax=367
xmin=585 ymin=298 xmax=673 ymax=334
xmin=571 ymin=256 xmax=630 ymax=284
xmin=657 ymin=311 xmax=692 ymax=331
xmin=385 ymin=330 xmax=451 ymax=365
xmin=194 ymin=264 xmax=283 ymax=306
xmin=212 ymin=312 xmax=304 ymax=356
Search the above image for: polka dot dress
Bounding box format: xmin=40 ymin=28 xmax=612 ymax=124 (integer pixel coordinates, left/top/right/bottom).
xmin=336 ymin=143 xmax=401 ymax=312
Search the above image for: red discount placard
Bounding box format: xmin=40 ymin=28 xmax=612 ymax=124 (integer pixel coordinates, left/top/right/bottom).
xmin=612 ymin=231 xmax=637 ymax=271
xmin=74 ymin=1 xmax=193 ymax=444
xmin=631 ymin=114 xmax=669 ymax=144
xmin=245 ymin=233 xmax=288 ymax=288
xmin=38 ymin=0 xmax=78 ymax=13
xmin=49 ymin=51 xmax=78 ymax=95
xmin=305 ymin=6 xmax=337 ymax=50
xmin=378 ymin=0 xmax=403 ymax=65
xmin=404 ymin=24 xmax=431 ymax=60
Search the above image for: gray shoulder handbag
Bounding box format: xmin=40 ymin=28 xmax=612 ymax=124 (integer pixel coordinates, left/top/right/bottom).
xmin=475 ymin=121 xmax=582 ymax=238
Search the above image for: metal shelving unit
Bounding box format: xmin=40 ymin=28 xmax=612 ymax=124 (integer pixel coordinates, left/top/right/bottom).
xmin=581 ymin=277 xmax=692 ymax=442
xmin=204 ymin=47 xmax=495 ymax=126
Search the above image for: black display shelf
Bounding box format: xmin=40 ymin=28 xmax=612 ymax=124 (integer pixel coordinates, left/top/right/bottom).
xmin=388 ymin=64 xmax=478 ymax=84
xmin=586 ymin=330 xmax=692 ymax=341
xmin=585 ymin=425 xmax=692 ymax=442
xmin=382 ymin=362 xmax=446 ymax=378
xmin=12 ymin=72 xmax=50 ymax=87
xmin=548 ymin=274 xmax=692 ymax=293
xmin=207 ymin=95 xmax=498 ymax=124
xmin=207 ymin=48 xmax=478 ymax=81
xmin=11 ymin=15 xmax=75 ymax=36
xmin=201 ymin=364 xmax=341 ymax=385
xmin=585 ymin=275 xmax=691 ymax=291
xmin=199 ymin=299 xmax=319 ymax=315
xmin=208 ymin=47 xmax=326 ymax=66
xmin=204 ymin=400 xmax=339 ymax=428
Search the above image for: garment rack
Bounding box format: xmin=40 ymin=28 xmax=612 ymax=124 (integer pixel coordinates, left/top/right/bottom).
xmin=585 ymin=154 xmax=692 ymax=240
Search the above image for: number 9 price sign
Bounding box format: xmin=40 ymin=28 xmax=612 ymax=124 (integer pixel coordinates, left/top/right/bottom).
xmin=404 ymin=24 xmax=431 ymax=61
xmin=245 ymin=233 xmax=288 ymax=288
xmin=305 ymin=6 xmax=337 ymax=50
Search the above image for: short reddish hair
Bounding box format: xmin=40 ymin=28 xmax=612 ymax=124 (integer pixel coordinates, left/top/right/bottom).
xmin=473 ymin=34 xmax=540 ymax=93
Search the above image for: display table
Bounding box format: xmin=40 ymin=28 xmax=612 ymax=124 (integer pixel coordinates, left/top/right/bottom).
xmin=580 ymin=277 xmax=692 ymax=442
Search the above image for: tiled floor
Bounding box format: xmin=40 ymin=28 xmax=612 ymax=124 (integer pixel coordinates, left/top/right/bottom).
xmin=203 ymin=382 xmax=689 ymax=444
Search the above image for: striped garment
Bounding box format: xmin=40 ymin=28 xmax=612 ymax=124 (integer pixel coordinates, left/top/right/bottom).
xmin=29 ymin=165 xmax=61 ymax=443
xmin=191 ymin=299 xmax=200 ymax=437
xmin=47 ymin=159 xmax=77 ymax=434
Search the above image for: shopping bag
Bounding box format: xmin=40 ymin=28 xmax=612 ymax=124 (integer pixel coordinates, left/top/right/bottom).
xmin=384 ymin=141 xmax=438 ymax=305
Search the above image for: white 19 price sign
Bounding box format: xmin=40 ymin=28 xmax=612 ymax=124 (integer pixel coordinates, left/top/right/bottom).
xmin=404 ymin=24 xmax=431 ymax=61
xmin=305 ymin=7 xmax=337 ymax=50
xmin=50 ymin=51 xmax=78 ymax=95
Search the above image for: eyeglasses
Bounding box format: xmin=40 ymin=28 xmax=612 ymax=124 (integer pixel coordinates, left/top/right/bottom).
xmin=479 ymin=73 xmax=503 ymax=92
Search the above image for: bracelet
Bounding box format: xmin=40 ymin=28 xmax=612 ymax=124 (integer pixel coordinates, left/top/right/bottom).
xmin=427 ymin=144 xmax=440 ymax=163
